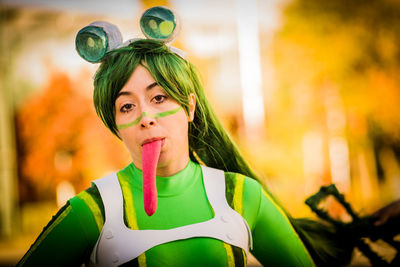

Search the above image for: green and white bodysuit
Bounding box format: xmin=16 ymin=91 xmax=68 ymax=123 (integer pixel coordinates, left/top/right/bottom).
xmin=18 ymin=161 xmax=315 ymax=267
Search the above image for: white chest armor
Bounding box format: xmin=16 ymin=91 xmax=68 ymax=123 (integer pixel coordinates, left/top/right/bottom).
xmin=88 ymin=165 xmax=253 ymax=267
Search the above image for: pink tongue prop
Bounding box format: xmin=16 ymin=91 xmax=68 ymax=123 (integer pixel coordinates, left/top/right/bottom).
xmin=142 ymin=140 xmax=162 ymax=216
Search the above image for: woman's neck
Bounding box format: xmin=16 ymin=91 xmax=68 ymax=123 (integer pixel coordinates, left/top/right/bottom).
xmin=156 ymin=156 xmax=189 ymax=176
xmin=133 ymin=157 xmax=190 ymax=177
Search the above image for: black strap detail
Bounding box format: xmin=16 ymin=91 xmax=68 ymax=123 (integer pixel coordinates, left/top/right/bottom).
xmin=118 ymin=257 xmax=139 ymax=267
xmin=232 ymin=245 xmax=246 ymax=267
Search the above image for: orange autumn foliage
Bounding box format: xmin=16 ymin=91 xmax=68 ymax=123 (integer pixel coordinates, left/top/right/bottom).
xmin=16 ymin=71 xmax=130 ymax=202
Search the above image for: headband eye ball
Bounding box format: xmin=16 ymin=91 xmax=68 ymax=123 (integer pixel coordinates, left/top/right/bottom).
xmin=140 ymin=6 xmax=178 ymax=43
xmin=75 ymin=21 xmax=122 ymax=63
xmin=76 ymin=26 xmax=108 ymax=63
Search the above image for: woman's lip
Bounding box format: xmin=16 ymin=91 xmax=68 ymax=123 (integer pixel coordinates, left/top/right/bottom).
xmin=142 ymin=137 xmax=165 ymax=146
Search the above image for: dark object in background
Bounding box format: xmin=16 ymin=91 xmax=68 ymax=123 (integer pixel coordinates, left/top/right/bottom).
xmin=306 ymin=184 xmax=400 ymax=266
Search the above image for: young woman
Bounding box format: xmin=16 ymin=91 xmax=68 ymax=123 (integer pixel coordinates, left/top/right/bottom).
xmin=18 ymin=8 xmax=354 ymax=267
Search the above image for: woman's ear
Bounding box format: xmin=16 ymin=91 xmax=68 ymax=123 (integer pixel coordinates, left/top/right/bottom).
xmin=188 ymin=93 xmax=196 ymax=122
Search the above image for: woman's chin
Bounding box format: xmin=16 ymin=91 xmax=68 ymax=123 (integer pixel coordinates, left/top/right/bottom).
xmin=155 ymin=155 xmax=170 ymax=169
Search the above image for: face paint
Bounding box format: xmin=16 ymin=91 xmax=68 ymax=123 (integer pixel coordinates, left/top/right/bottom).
xmin=117 ymin=106 xmax=182 ymax=130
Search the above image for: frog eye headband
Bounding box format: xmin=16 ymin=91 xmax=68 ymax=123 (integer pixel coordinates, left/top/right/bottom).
xmin=75 ymin=6 xmax=185 ymax=63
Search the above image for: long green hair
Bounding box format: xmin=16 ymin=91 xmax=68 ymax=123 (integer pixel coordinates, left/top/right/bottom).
xmin=93 ymin=39 xmax=353 ymax=266
xmin=94 ymin=39 xmax=256 ymax=178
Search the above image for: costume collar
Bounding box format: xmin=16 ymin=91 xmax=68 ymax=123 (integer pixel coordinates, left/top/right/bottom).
xmin=123 ymin=160 xmax=201 ymax=197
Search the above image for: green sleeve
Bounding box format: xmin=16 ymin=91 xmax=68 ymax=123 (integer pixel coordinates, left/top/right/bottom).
xmin=243 ymin=178 xmax=315 ymax=267
xmin=17 ymin=196 xmax=100 ymax=267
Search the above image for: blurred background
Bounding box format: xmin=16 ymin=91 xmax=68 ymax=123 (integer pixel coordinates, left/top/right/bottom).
xmin=1 ymin=0 xmax=400 ymax=266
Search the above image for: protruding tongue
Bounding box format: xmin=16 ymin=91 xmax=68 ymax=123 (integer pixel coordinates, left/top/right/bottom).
xmin=142 ymin=140 xmax=162 ymax=216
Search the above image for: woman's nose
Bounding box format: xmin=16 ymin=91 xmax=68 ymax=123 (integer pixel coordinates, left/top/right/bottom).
xmin=140 ymin=113 xmax=157 ymax=128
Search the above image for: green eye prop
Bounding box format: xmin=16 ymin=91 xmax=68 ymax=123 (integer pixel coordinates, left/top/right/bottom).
xmin=75 ymin=21 xmax=123 ymax=63
xmin=140 ymin=6 xmax=179 ymax=44
xmin=75 ymin=6 xmax=184 ymax=63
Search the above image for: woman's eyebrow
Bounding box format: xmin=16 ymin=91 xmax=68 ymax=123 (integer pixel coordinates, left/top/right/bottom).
xmin=146 ymin=82 xmax=159 ymax=91
xmin=116 ymin=91 xmax=131 ymax=99
xmin=116 ymin=82 xmax=159 ymax=99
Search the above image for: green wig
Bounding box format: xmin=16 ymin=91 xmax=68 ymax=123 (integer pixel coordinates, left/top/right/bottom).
xmin=93 ymin=39 xmax=257 ymax=178
xmin=93 ymin=39 xmax=354 ymax=266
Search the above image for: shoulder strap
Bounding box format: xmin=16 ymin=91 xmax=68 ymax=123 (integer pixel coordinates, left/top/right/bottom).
xmin=89 ymin=173 xmax=122 ymax=265
xmin=92 ymin=173 xmax=125 ymax=228
xmin=201 ymin=166 xmax=253 ymax=250
xmin=200 ymin=165 xmax=227 ymax=214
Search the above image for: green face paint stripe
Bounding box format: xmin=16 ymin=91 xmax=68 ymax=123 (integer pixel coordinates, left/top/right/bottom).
xmin=117 ymin=106 xmax=182 ymax=130
xmin=117 ymin=115 xmax=143 ymax=130
xmin=153 ymin=106 xmax=182 ymax=118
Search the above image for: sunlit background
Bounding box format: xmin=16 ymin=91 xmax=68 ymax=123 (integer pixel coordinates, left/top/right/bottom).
xmin=1 ymin=0 xmax=400 ymax=265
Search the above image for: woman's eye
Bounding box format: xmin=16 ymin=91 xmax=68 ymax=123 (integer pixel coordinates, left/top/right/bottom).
xmin=153 ymin=95 xmax=168 ymax=104
xmin=120 ymin=103 xmax=134 ymax=113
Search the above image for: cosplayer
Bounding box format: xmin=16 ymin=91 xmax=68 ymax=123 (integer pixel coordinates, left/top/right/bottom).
xmin=17 ymin=6 xmax=400 ymax=267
